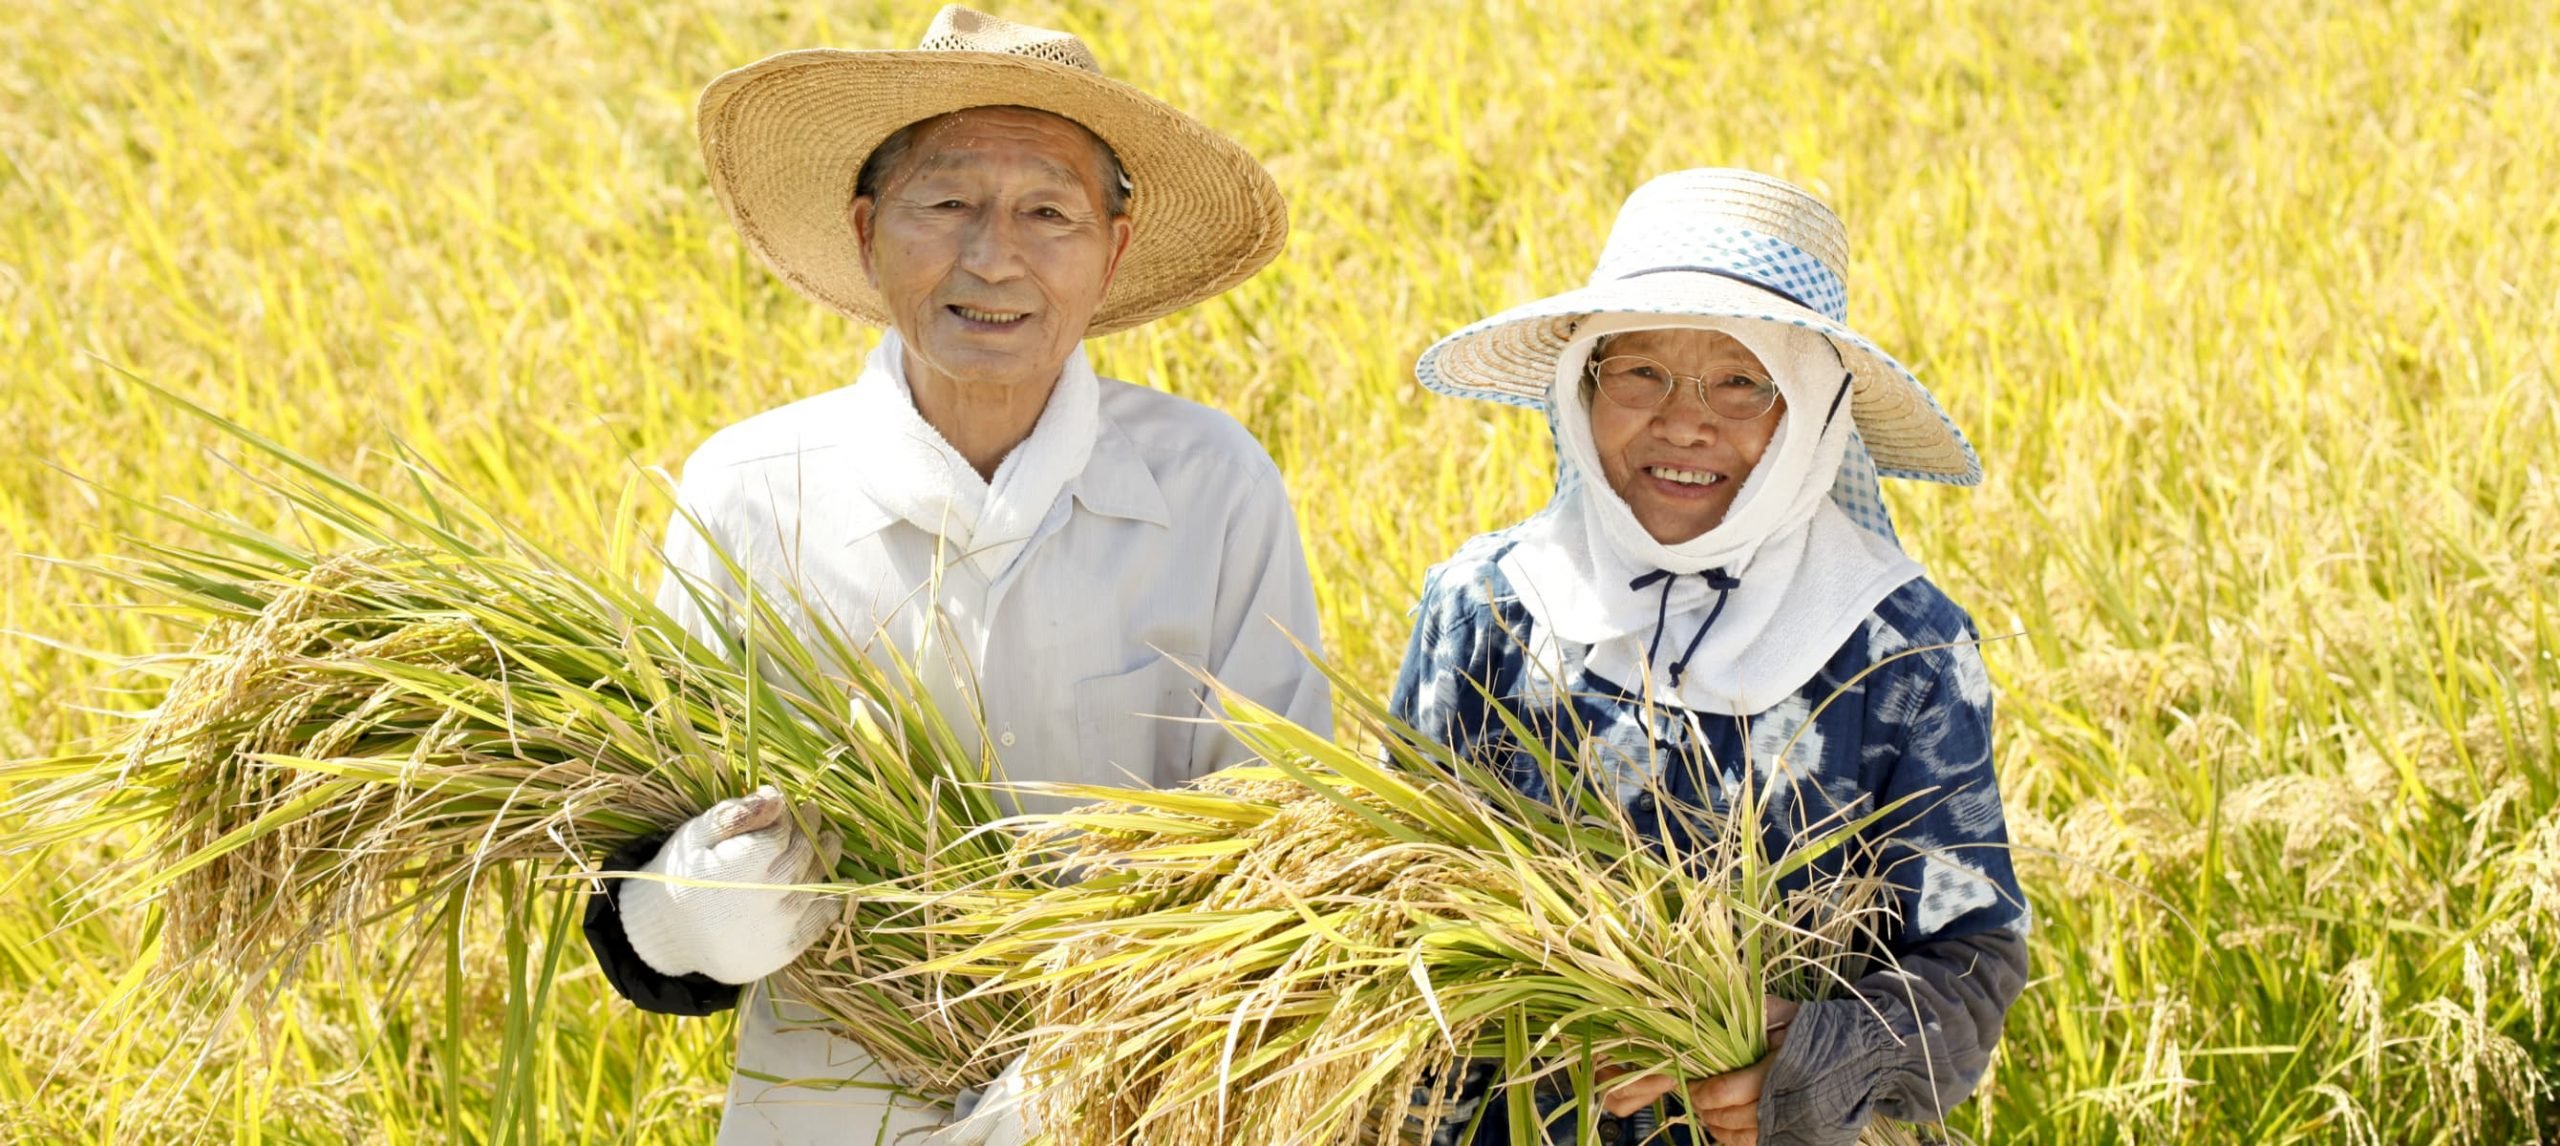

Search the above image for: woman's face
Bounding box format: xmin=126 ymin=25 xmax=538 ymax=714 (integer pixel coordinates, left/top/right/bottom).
xmin=1587 ymin=328 xmax=1787 ymax=544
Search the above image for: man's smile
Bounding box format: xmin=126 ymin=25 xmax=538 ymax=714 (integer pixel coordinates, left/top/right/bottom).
xmin=948 ymin=304 xmax=1032 ymax=327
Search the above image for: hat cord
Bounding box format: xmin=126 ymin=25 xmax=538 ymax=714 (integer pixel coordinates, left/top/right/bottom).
xmin=1619 ymin=264 xmax=1817 ymax=314
xmin=1628 ymin=567 xmax=1742 ymax=689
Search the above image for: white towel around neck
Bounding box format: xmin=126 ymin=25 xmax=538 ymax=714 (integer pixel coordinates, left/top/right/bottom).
xmin=1496 ymin=314 xmax=1923 ymax=716
xmin=840 ymin=329 xmax=1099 ymax=581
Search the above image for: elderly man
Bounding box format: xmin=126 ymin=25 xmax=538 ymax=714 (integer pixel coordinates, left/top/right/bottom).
xmin=577 ymin=8 xmax=1329 ymax=1143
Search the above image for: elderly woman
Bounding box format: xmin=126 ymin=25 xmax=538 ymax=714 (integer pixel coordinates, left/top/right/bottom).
xmin=1390 ymin=170 xmax=2028 ymax=1146
xmin=577 ymin=8 xmax=1328 ymax=1144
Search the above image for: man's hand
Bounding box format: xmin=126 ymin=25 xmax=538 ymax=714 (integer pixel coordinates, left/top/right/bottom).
xmin=1597 ymin=997 xmax=1800 ymax=1144
xmin=616 ymin=785 xmax=841 ymax=985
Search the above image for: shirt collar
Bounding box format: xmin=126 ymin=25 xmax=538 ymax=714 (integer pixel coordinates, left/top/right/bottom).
xmin=835 ymin=495 xmax=903 ymax=545
xmin=1065 ymin=407 xmax=1170 ymax=527
xmin=837 ymin=387 xmax=1169 ymax=544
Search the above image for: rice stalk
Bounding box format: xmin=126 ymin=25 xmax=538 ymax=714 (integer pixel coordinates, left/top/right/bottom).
xmin=924 ymin=679 xmax=1919 ymax=1146
xmin=8 ymin=392 xmax=1947 ymax=1139
xmin=2 ymin=396 xmax=1027 ymax=1093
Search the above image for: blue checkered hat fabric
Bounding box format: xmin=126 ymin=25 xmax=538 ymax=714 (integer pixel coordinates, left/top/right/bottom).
xmin=1829 ymin=431 xmax=1901 ymax=544
xmin=1592 ymin=222 xmax=1851 ymax=324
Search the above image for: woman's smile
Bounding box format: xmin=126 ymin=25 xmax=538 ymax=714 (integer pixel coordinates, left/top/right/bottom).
xmin=1641 ymin=463 xmax=1729 ymax=493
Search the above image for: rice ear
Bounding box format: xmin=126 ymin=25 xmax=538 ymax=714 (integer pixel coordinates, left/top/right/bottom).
xmin=937 ymin=690 xmax=1907 ymax=1144
xmin=6 ymin=392 xmax=1919 ymax=1137
xmin=2 ymin=409 xmax=1034 ymax=1094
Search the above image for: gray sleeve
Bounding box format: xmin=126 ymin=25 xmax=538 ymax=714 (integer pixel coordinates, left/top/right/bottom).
xmin=1756 ymin=928 xmax=2030 ymax=1145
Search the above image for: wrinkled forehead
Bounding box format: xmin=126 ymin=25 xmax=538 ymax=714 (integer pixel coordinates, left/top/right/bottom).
xmin=1594 ymin=327 xmax=1769 ymax=371
xmin=894 ymin=107 xmax=1107 ymax=189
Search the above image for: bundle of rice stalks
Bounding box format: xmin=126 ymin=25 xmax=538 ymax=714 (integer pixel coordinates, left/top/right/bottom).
xmin=929 ymin=683 xmax=1917 ymax=1146
xmin=8 ymin=390 xmax=1922 ymax=1138
xmin=2 ymin=398 xmax=1022 ymax=1092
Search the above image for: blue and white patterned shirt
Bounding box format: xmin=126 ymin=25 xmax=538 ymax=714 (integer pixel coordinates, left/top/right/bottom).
xmin=1388 ymin=530 xmax=2029 ymax=1144
xmin=1389 ymin=531 xmax=2023 ymax=946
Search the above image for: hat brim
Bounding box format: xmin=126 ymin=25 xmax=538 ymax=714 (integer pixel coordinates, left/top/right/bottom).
xmin=698 ymin=49 xmax=1288 ymax=337
xmin=1415 ymin=272 xmax=1982 ymax=485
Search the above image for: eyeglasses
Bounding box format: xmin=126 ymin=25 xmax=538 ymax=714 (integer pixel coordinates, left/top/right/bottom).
xmin=1588 ymin=355 xmax=1782 ymax=420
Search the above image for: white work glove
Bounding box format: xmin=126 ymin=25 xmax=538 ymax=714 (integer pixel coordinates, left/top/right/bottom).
xmin=618 ymin=785 xmax=840 ymax=985
xmin=926 ymin=1055 xmax=1043 ymax=1146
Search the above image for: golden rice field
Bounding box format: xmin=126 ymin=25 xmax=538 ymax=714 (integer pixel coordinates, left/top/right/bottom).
xmin=2 ymin=0 xmax=2555 ymax=1140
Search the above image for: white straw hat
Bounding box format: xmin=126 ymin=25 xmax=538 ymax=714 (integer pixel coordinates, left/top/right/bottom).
xmin=1415 ymin=169 xmax=1981 ymax=484
xmin=697 ymin=5 xmax=1289 ymax=336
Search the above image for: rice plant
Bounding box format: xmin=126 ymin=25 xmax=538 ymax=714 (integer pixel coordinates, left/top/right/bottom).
xmin=4 ymin=0 xmax=2557 ymax=1140
xmin=2 ymin=390 xmax=1027 ymax=1095
xmin=929 ymin=680 xmax=1915 ymax=1145
xmin=1 ymin=391 xmax=1924 ymax=1142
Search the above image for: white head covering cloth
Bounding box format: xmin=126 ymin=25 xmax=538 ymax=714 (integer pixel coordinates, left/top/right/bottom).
xmin=1497 ymin=314 xmax=1923 ymax=715
xmin=841 ymin=328 xmax=1099 ymax=581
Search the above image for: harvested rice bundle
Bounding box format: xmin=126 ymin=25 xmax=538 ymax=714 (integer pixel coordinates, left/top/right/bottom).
xmin=931 ymin=687 xmax=1915 ymax=1145
xmin=2 ymin=409 xmax=1022 ymax=1092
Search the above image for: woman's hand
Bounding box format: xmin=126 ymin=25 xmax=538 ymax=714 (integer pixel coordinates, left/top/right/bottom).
xmin=1598 ymin=997 xmax=1800 ymax=1144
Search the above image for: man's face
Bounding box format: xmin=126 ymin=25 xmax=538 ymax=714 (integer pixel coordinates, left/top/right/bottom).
xmin=851 ymin=107 xmax=1134 ymax=393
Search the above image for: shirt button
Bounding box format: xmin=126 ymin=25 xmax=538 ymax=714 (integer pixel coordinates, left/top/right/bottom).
xmin=1633 ymin=793 xmax=1657 ymax=814
xmin=999 ymin=730 xmax=1017 ymax=747
xmin=1595 ymin=1120 xmax=1624 ymax=1145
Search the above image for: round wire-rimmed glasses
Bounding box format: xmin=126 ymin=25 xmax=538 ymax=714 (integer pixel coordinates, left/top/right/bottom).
xmin=1588 ymin=355 xmax=1782 ymax=420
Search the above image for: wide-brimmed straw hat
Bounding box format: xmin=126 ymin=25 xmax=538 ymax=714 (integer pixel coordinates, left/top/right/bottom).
xmin=696 ymin=5 xmax=1288 ymax=336
xmin=1416 ymin=169 xmax=1980 ymax=484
